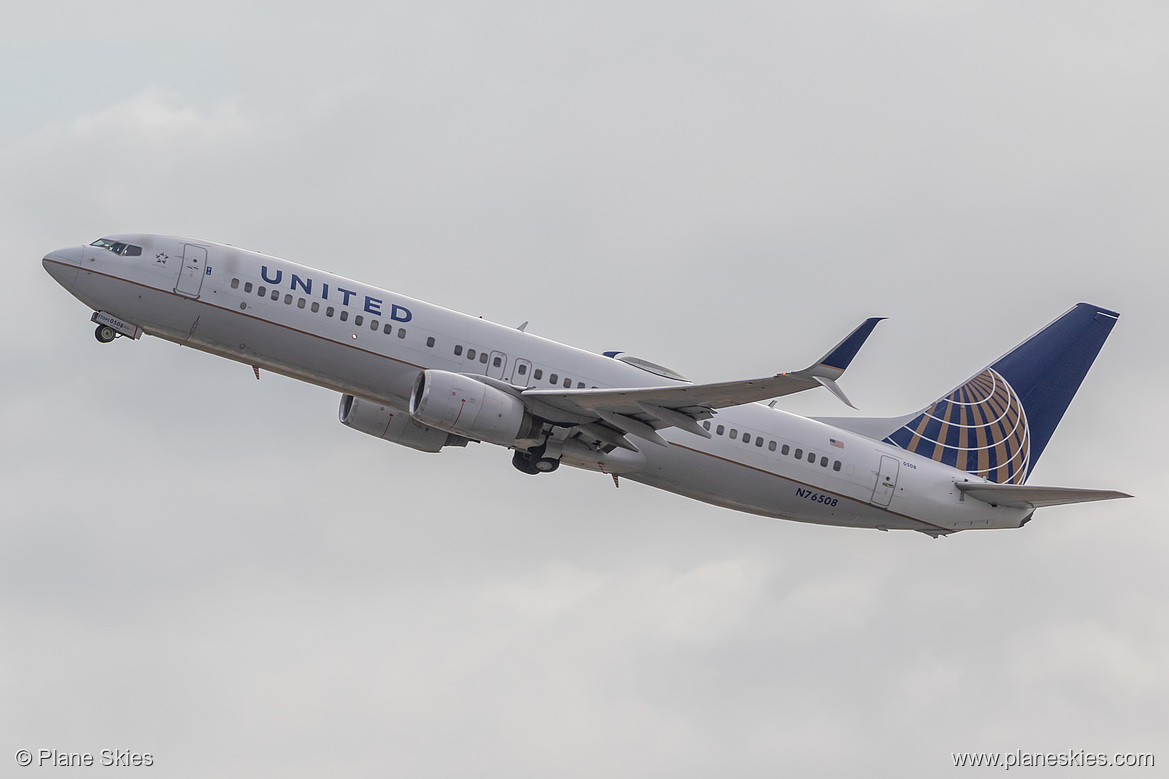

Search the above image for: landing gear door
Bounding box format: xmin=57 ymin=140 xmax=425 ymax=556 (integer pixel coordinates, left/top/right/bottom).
xmin=175 ymin=244 xmax=208 ymax=298
xmin=871 ymin=455 xmax=900 ymax=508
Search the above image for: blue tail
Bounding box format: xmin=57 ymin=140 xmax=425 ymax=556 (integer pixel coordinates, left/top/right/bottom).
xmin=882 ymin=303 xmax=1119 ymax=484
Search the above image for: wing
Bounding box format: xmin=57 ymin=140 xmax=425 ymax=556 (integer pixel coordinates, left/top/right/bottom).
xmin=518 ymin=317 xmax=883 ymax=451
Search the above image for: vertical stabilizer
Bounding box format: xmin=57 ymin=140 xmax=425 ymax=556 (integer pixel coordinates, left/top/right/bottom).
xmin=881 ymin=303 xmax=1118 ymax=484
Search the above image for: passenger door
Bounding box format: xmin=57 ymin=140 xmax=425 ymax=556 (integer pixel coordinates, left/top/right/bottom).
xmin=174 ymin=244 xmax=207 ymax=298
xmin=870 ymin=455 xmax=900 ymax=508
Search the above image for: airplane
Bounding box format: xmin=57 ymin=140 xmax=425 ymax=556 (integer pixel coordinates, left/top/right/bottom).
xmin=42 ymin=234 xmax=1130 ymax=537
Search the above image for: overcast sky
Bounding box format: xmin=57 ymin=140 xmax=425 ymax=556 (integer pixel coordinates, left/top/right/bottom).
xmin=3 ymin=2 xmax=1167 ymax=776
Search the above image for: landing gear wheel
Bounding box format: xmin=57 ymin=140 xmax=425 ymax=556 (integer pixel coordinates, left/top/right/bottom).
xmin=95 ymin=325 xmax=117 ymax=343
xmin=512 ymin=450 xmax=541 ymax=475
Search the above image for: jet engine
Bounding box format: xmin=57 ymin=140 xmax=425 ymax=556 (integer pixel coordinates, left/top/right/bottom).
xmin=339 ymin=394 xmax=468 ymax=453
xmin=409 ymin=370 xmax=540 ymax=445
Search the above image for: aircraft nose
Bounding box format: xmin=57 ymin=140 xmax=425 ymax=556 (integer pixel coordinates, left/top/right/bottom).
xmin=43 ymin=245 xmax=83 ymax=289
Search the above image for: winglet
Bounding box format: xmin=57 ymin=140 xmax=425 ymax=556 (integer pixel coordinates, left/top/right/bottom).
xmin=813 ymin=376 xmax=856 ymax=409
xmin=810 ymin=317 xmax=884 ymax=377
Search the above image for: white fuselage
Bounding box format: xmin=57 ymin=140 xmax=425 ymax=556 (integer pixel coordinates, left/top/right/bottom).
xmin=44 ymin=234 xmax=1031 ymax=535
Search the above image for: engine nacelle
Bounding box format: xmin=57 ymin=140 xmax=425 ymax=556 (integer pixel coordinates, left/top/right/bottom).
xmin=339 ymin=394 xmax=468 ymax=453
xmin=409 ymin=370 xmax=539 ymax=446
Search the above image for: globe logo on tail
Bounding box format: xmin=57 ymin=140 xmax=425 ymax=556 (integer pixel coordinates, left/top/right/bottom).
xmin=884 ymin=368 xmax=1030 ymax=484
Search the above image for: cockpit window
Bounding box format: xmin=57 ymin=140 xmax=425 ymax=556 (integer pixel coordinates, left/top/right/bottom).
xmin=90 ymin=238 xmax=142 ymax=257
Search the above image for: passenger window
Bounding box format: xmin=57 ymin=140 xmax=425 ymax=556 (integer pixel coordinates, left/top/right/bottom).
xmin=577 ymin=382 xmax=585 ymax=388
xmin=794 ymin=448 xmax=803 ymax=459
xmin=245 ymin=282 xmax=253 ymax=293
xmin=284 ymin=294 xmax=292 ymax=305
xmin=820 ymin=456 xmax=828 ymax=467
xmin=782 ymin=444 xmax=790 ymax=455
xmin=467 ymin=348 xmax=476 ymax=360
xmin=807 ymin=452 xmax=815 ymax=463
xmin=397 ymin=329 xmax=406 ymax=338
xmin=326 ymin=306 xmax=335 ymax=317
xmin=230 ymin=278 xmax=240 ymax=289
xmin=703 ymin=421 xmax=711 ymax=430
xmin=370 ymin=319 xmax=378 ymax=331
xmin=426 ymin=336 xmax=435 ymax=347
xmin=716 ymin=425 xmax=724 ymax=435
xmin=833 ymin=460 xmax=842 ymax=472
xmin=480 ymin=353 xmax=489 ymax=364
xmin=258 ymin=286 xmax=266 ymax=296
xmin=768 ymin=441 xmax=776 ymax=451
xmin=271 ymin=290 xmax=279 ymax=301
xmin=297 ymin=298 xmax=306 ymax=309
xmin=534 ymin=369 xmax=543 ymax=380
xmin=517 ymin=364 xmax=527 ymax=375
xmin=563 ymin=377 xmax=571 ymax=387
xmin=355 ymin=315 xmax=363 ymax=326
xmin=340 ymin=311 xmax=349 ymax=322
xmin=384 ymin=324 xmax=393 ymax=335
xmin=454 ymin=345 xmax=463 ymax=356
xmin=729 ymin=429 xmax=738 ymax=440
xmin=743 ymin=433 xmax=751 ymax=444
xmin=756 ymin=437 xmax=764 ymax=447
xmin=311 ymin=302 xmax=319 ymax=313
xmin=550 ymin=373 xmax=558 ymax=384
xmin=493 ymin=356 xmax=502 ymax=367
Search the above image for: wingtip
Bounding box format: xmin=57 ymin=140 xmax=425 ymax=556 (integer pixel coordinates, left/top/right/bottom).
xmin=816 ymin=316 xmax=884 ymax=373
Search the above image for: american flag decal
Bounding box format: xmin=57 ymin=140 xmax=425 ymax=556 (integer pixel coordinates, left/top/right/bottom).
xmin=830 ymin=438 xmax=844 ymax=449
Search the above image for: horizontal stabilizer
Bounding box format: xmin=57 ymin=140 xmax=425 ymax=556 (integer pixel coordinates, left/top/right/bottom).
xmin=956 ymin=482 xmax=1132 ymax=509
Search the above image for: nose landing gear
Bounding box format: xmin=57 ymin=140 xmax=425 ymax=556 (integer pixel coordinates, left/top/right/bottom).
xmin=89 ymin=311 xmax=143 ymax=342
